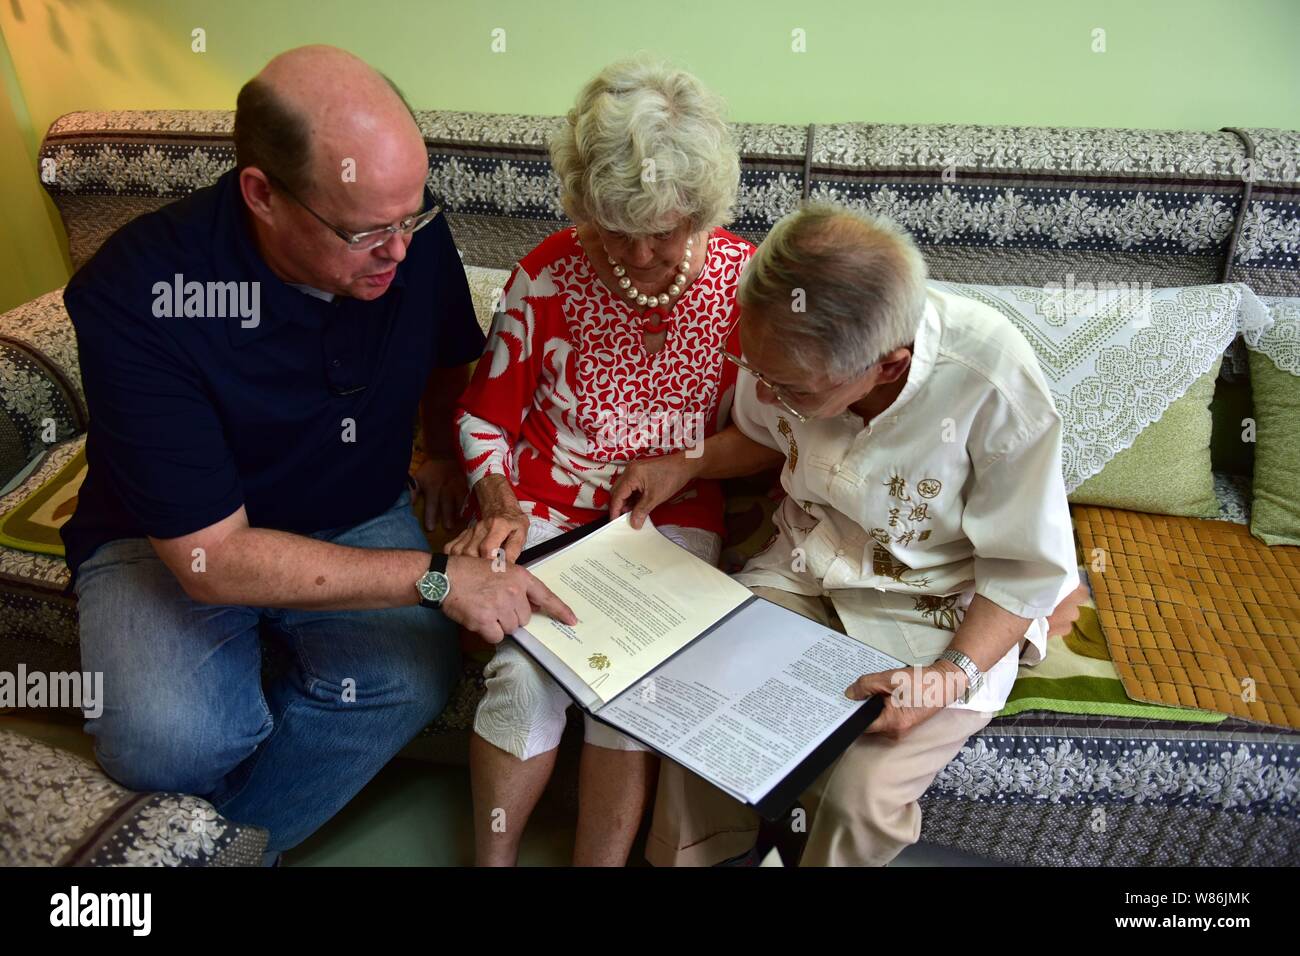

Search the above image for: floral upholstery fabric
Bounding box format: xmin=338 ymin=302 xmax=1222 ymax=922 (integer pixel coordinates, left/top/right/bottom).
xmin=919 ymin=711 xmax=1298 ymax=865
xmin=0 ymin=728 xmax=266 ymax=866
xmin=0 ymin=290 xmax=86 ymax=487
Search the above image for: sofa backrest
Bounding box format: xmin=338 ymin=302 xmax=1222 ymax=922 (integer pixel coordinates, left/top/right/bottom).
xmin=38 ymin=110 xmax=1299 ymax=297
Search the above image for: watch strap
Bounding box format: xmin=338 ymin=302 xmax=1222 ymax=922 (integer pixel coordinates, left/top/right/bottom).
xmin=417 ymin=553 xmax=451 ymax=610
xmin=939 ymin=649 xmax=983 ymax=703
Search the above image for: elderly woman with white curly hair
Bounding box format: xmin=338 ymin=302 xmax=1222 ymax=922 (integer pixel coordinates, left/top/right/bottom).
xmin=447 ymin=56 xmax=755 ymax=865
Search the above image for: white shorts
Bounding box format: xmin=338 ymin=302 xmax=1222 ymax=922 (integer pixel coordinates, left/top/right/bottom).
xmin=473 ymin=515 xmax=722 ymax=760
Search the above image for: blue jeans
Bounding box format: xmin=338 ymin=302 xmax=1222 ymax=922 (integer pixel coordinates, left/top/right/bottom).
xmin=75 ymin=490 xmax=460 ymax=853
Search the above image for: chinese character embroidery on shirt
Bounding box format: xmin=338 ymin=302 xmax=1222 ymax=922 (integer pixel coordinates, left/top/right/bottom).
xmin=914 ymin=594 xmax=966 ymax=630
xmin=884 ymin=474 xmax=910 ymax=500
xmin=916 ymin=478 xmax=942 ymax=499
xmin=869 ymin=473 xmax=943 ymax=588
xmin=777 ymin=416 xmax=799 ymax=471
xmin=870 ymin=546 xmax=931 ymax=589
xmin=883 ymin=474 xmax=941 ymax=546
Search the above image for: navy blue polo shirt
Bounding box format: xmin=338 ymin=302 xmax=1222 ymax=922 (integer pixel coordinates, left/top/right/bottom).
xmin=60 ymin=169 xmax=485 ymax=577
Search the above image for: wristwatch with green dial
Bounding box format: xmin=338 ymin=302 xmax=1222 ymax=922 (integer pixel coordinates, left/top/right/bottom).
xmin=416 ymin=553 xmax=451 ymax=610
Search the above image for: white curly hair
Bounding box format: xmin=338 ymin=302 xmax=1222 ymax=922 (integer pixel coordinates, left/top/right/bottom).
xmin=549 ymin=54 xmax=739 ymax=236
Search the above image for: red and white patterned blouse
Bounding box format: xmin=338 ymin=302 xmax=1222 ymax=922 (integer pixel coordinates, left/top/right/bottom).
xmin=456 ymin=226 xmax=755 ymax=535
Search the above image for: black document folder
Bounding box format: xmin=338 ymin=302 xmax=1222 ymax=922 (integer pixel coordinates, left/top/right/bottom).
xmin=515 ymin=517 xmax=894 ymax=822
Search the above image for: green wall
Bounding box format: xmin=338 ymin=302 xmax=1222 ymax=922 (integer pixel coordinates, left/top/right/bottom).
xmin=1 ymin=0 xmax=1297 ymax=312
xmin=0 ymin=25 xmax=71 ymax=314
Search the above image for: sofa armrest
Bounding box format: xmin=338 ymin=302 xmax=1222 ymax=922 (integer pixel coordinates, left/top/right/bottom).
xmin=0 ymin=288 xmax=86 ymax=482
xmin=0 ymin=726 xmax=268 ymax=866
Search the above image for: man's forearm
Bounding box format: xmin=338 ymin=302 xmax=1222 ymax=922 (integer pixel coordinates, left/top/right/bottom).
xmin=184 ymin=526 xmax=430 ymax=610
xmin=691 ymin=424 xmax=785 ymax=480
xmin=935 ymin=593 xmax=1031 ymax=694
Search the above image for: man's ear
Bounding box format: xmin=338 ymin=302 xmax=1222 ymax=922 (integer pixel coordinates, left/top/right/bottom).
xmin=874 ymin=346 xmax=913 ymax=385
xmin=239 ymin=168 xmax=276 ymax=224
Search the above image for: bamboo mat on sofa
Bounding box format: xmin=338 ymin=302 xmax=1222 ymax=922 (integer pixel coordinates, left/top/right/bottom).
xmin=1073 ymin=505 xmax=1300 ymax=729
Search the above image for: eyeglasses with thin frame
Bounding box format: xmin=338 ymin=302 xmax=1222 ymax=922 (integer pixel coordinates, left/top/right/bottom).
xmin=269 ymin=175 xmax=442 ymax=252
xmin=717 ymin=346 xmax=814 ymax=423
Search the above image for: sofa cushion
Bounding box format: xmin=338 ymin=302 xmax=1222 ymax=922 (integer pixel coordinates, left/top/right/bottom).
xmin=0 ymin=436 xmax=81 ymax=681
xmin=462 ymin=264 xmax=510 ymax=334
xmin=1002 ymin=557 xmax=1225 ymax=723
xmin=1069 ymin=360 xmax=1222 ymax=517
xmin=1247 ymin=297 xmax=1300 ymax=546
xmin=932 ymin=281 xmax=1260 ymax=503
xmin=1074 ymin=504 xmax=1300 ymax=728
xmin=916 ymin=478 xmax=1247 ymax=722
xmin=0 ymin=727 xmax=267 ymax=865
xmin=0 ymin=434 xmax=85 ymax=556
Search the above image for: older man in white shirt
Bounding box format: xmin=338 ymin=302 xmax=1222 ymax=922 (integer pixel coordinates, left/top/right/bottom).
xmin=609 ymin=203 xmax=1085 ymax=866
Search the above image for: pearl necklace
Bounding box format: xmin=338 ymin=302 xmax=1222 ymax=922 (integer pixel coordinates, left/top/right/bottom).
xmin=608 ymin=236 xmax=695 ymax=334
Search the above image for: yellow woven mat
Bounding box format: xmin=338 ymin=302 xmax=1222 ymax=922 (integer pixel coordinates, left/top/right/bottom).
xmin=1072 ymin=506 xmax=1300 ymax=729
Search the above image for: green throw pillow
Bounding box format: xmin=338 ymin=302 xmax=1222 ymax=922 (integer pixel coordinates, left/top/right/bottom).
xmin=1068 ymin=359 xmax=1222 ymax=518
xmin=1248 ymin=350 xmax=1300 ymax=546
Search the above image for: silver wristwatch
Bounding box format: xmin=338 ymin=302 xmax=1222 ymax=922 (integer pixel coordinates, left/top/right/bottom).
xmin=938 ymin=649 xmax=983 ymax=704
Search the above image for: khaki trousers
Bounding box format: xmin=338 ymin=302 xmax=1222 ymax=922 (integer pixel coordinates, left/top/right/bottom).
xmin=645 ymin=586 xmax=994 ymax=867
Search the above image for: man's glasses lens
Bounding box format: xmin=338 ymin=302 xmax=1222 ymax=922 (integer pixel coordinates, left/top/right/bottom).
xmin=350 ymin=206 xmax=441 ymax=252
xmin=717 ymin=347 xmax=809 ymax=423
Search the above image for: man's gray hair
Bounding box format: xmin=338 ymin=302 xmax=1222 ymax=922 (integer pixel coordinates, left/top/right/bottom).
xmin=739 ymin=204 xmax=929 ymax=379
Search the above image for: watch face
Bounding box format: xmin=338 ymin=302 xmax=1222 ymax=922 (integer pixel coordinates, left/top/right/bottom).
xmin=417 ymin=571 xmax=450 ymax=605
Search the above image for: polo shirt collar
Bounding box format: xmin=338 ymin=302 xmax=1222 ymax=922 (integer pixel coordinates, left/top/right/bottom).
xmin=288 ymin=282 xmax=336 ymax=302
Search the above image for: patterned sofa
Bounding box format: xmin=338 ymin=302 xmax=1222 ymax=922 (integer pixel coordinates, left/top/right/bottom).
xmin=2 ymin=110 xmax=1297 ymax=866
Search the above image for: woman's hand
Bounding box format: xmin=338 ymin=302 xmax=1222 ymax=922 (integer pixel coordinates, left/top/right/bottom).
xmin=609 ymin=452 xmax=701 ymax=529
xmin=445 ymin=511 xmax=531 ymax=563
xmin=444 ymin=474 xmax=531 ymax=563
xmin=412 ymin=456 xmax=470 ymax=533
